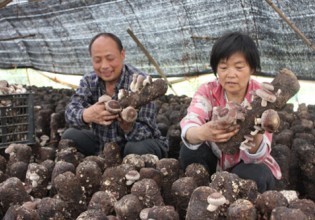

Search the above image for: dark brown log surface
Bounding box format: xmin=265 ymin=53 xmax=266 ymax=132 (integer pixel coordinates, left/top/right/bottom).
xmin=119 ymin=79 xmax=168 ymax=109
xmin=217 ymin=68 xmax=300 ymax=154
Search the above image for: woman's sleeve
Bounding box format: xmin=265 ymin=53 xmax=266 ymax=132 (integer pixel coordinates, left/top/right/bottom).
xmin=180 ymin=84 xmax=214 ymax=149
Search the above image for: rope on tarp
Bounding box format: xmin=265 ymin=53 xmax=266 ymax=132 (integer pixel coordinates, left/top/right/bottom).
xmin=265 ymin=0 xmax=315 ymax=52
xmin=0 ymin=0 xmax=12 ymax=8
xmin=127 ymin=28 xmax=178 ymax=95
xmin=33 ymin=69 xmax=78 ymax=89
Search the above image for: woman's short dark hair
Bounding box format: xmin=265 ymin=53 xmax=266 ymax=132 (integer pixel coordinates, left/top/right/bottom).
xmin=210 ymin=31 xmax=261 ymax=76
xmin=89 ymin=32 xmax=123 ymax=55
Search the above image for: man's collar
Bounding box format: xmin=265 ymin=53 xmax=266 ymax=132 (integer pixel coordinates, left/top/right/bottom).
xmin=95 ymin=64 xmax=126 ymax=96
xmin=116 ymin=64 xmax=127 ymax=89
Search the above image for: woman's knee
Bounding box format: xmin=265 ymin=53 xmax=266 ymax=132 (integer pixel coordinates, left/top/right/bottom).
xmin=232 ymin=162 xmax=275 ymax=193
xmin=179 ymin=142 xmax=217 ymax=174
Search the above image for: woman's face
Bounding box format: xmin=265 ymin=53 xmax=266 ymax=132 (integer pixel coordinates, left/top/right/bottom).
xmin=217 ymin=52 xmax=252 ymax=100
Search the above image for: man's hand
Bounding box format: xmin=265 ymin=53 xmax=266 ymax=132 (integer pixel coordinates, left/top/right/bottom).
xmin=83 ymin=102 xmax=118 ymax=125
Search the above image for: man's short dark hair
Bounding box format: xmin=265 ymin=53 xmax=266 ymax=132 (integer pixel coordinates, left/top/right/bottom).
xmin=210 ymin=31 xmax=261 ymax=76
xmin=89 ymin=32 xmax=123 ymax=55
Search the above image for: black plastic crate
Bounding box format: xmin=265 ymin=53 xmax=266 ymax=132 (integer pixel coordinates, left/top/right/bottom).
xmin=0 ymin=93 xmax=35 ymax=148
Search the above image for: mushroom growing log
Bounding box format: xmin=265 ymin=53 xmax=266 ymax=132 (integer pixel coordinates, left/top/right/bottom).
xmin=227 ymin=199 xmax=256 ymax=220
xmin=114 ymin=194 xmax=143 ymax=220
xmin=97 ymin=77 xmax=168 ymax=125
xmin=0 ymin=177 xmax=31 ymax=215
xmin=217 ymin=68 xmax=300 ymax=154
xmin=118 ymin=78 xmax=168 ymax=109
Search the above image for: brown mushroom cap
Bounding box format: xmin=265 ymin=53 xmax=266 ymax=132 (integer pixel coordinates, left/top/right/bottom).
xmin=98 ymin=94 xmax=112 ymax=103
xmin=218 ymin=107 xmax=229 ymax=117
xmin=105 ymin=100 xmax=122 ymax=114
xmin=260 ymin=109 xmax=280 ymax=132
xmin=121 ymin=106 xmax=138 ymax=123
xmin=255 ymin=89 xmax=277 ymax=107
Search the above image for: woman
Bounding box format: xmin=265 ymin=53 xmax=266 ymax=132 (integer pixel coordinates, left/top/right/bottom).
xmin=179 ymin=31 xmax=281 ymax=193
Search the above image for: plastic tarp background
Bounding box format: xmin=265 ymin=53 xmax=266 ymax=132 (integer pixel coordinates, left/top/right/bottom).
xmin=0 ymin=0 xmax=314 ymax=79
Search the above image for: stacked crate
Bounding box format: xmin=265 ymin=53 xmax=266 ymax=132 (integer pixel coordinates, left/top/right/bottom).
xmin=0 ymin=93 xmax=35 ymax=148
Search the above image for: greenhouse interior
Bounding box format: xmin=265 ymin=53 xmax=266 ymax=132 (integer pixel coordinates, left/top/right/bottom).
xmin=0 ymin=0 xmax=315 ymax=219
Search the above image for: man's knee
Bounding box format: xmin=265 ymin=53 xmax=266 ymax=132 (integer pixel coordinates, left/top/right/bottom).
xmin=62 ymin=127 xmax=78 ymax=140
xmin=61 ymin=128 xmax=99 ymax=156
xmin=124 ymin=143 xmax=148 ymax=155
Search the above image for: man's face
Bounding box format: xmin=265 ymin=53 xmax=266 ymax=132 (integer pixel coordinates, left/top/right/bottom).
xmin=91 ymin=36 xmax=125 ymax=83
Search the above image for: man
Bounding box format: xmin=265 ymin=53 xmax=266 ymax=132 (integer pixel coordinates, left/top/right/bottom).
xmin=63 ymin=33 xmax=168 ymax=158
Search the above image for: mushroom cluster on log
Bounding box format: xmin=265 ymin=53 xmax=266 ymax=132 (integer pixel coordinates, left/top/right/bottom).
xmin=216 ymin=68 xmax=300 ymax=154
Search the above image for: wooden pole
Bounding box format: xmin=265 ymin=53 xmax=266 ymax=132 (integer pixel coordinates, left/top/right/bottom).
xmin=34 ymin=70 xmax=78 ymax=89
xmin=26 ymin=68 xmax=31 ymax=86
xmin=0 ymin=0 xmax=12 ymax=9
xmin=0 ymin=34 xmax=36 ymax=41
xmin=265 ymin=0 xmax=315 ymax=52
xmin=127 ymin=28 xmax=177 ymax=95
xmin=191 ymin=36 xmax=219 ymax=41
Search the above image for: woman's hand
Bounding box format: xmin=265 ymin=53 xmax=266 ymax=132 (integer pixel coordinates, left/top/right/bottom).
xmin=185 ymin=121 xmax=240 ymax=145
xmin=83 ymin=102 xmax=118 ymax=125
